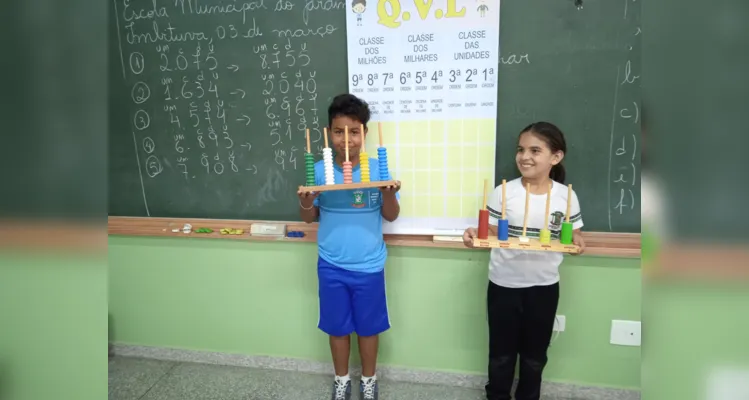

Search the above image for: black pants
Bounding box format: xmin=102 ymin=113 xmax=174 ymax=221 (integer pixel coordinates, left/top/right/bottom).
xmin=485 ymin=281 xmax=559 ymax=400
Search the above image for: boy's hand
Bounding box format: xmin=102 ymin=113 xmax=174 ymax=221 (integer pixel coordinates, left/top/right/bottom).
xmin=462 ymin=228 xmax=478 ymax=248
xmin=572 ymin=230 xmax=586 ymax=255
xmin=379 ymin=180 xmax=401 ymax=196
xmin=297 ymin=188 xmax=319 ymax=208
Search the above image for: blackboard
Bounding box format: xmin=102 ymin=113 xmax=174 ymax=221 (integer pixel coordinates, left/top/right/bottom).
xmin=109 ymin=0 xmax=640 ymax=233
xmin=494 ymin=0 xmax=641 ymax=233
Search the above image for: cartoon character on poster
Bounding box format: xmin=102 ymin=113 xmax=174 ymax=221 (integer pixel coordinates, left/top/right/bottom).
xmin=477 ymin=0 xmax=489 ymax=17
xmin=352 ymin=0 xmax=366 ymax=26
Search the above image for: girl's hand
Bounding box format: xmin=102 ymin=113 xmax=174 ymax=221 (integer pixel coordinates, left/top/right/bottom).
xmin=463 ymin=228 xmax=478 ymax=248
xmin=572 ymin=230 xmax=586 ymax=255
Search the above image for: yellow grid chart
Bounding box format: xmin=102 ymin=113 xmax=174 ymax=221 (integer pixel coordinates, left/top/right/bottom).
xmin=367 ymin=119 xmax=496 ymax=219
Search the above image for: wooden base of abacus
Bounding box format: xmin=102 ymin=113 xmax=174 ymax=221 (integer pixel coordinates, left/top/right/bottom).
xmin=299 ymin=180 xmax=398 ymax=193
xmin=472 ymin=237 xmax=581 ymax=254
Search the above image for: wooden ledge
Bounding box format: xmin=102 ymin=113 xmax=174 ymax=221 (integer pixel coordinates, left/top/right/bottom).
xmin=108 ymin=216 xmax=641 ymax=258
xmin=1 ymin=219 xmax=107 ymax=252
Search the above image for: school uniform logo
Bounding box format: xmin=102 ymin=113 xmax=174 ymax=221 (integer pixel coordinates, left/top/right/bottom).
xmin=352 ymin=190 xmax=366 ymax=208
xmin=550 ymin=211 xmax=564 ymax=230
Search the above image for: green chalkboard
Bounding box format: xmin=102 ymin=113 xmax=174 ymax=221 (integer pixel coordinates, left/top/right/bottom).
xmin=108 ymin=0 xmax=640 ymax=233
xmin=495 ymin=0 xmax=641 ymax=233
xmin=108 ymin=0 xmax=348 ymax=221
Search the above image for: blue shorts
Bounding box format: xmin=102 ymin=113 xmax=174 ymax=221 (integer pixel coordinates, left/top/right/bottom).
xmin=317 ymin=257 xmax=390 ymax=337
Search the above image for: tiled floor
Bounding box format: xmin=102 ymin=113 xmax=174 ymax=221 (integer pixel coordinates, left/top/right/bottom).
xmin=109 ymin=356 xmax=581 ymax=400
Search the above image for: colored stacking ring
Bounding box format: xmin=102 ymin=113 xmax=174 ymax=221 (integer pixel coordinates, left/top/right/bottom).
xmin=498 ymin=219 xmax=509 ymax=241
xmin=304 ymin=153 xmax=315 ymax=186
xmin=377 ymin=148 xmax=390 ymax=181
xmin=560 ymin=222 xmax=574 ymax=245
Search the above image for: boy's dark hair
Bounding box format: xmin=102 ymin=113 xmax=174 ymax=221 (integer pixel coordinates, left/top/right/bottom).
xmin=352 ymin=0 xmax=366 ymax=6
xmin=519 ymin=121 xmax=568 ymax=184
xmin=327 ymin=94 xmax=371 ymax=128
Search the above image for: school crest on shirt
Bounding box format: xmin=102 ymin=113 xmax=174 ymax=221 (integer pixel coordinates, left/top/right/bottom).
xmin=352 ymin=190 xmax=366 ymax=208
xmin=549 ymin=211 xmax=564 ymax=230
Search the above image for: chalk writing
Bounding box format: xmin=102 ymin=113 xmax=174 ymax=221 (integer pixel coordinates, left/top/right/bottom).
xmin=112 ymin=0 xmax=342 ymax=214
xmin=608 ymin=0 xmax=640 ymax=230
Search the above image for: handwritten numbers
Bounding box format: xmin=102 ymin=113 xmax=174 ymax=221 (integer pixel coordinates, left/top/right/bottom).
xmin=181 ymin=76 xmax=193 ymax=99
xmin=208 ymin=81 xmax=219 ymax=98
xmin=174 ymin=134 xmax=185 ymax=153
xmin=193 ymin=43 xmax=202 ymax=69
xmin=222 ymin=125 xmax=234 ymax=149
xmin=289 ymin=146 xmax=298 ymax=170
xmin=275 ymin=149 xmax=287 ymax=170
xmin=177 ymin=158 xmax=189 ymax=181
xmin=299 ymin=43 xmax=311 ymax=66
xmin=159 ymin=50 xmax=171 ymax=72
xmin=205 ymin=43 xmax=218 ymax=70
xmin=207 ymin=126 xmax=218 ymax=147
xmin=145 ymin=155 xmax=163 ymax=178
xmin=131 ymin=82 xmax=150 ymax=104
xmin=228 ymin=151 xmax=239 ymax=172
xmin=201 ymin=153 xmax=210 ymax=173
xmin=197 ymin=129 xmax=206 ymax=148
xmin=176 ymin=49 xmax=188 ymax=70
xmin=133 ymin=110 xmax=150 ymax=130
xmin=142 ymin=137 xmax=155 ymax=154
xmin=164 ymin=105 xmax=181 ymax=128
xmin=195 ymin=81 xmax=205 ymax=98
xmin=213 ymin=153 xmax=225 ymax=174
xmin=129 ymin=52 xmax=145 ymax=75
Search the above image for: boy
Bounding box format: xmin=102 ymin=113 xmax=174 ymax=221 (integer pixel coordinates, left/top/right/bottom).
xmin=297 ymin=94 xmax=400 ymax=400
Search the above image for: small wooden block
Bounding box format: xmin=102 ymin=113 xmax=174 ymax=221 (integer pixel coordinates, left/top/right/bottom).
xmin=471 ymin=237 xmax=581 ymax=254
xmin=299 ymin=180 xmax=399 ymax=193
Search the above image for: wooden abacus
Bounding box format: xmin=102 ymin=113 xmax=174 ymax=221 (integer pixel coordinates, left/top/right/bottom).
xmin=471 ymin=181 xmax=581 ymax=254
xmin=299 ymin=123 xmax=399 ymax=193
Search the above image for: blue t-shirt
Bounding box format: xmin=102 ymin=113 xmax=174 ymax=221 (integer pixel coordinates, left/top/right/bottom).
xmin=313 ymin=157 xmax=399 ymax=273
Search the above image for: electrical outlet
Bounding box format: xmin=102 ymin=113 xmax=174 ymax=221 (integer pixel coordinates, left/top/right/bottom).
xmin=610 ymin=320 xmax=641 ymax=346
xmin=553 ymin=315 xmax=566 ymax=332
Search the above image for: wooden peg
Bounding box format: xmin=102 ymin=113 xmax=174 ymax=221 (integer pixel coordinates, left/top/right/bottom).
xmin=361 ymin=124 xmax=365 ymax=152
xmin=305 ymin=128 xmax=311 ymax=153
xmin=566 ymin=184 xmax=572 ymax=222
xmin=378 ymin=121 xmax=383 ymax=147
xmin=543 ymin=182 xmax=552 ymax=228
xmin=521 ymin=182 xmax=530 ymax=240
xmin=482 ymin=179 xmax=488 ymax=210
xmin=501 ymin=179 xmax=507 ymax=219
xmin=345 ymin=125 xmax=349 ymax=162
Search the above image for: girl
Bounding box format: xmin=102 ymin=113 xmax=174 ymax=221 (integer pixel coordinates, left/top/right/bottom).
xmin=463 ymin=122 xmax=585 ymax=400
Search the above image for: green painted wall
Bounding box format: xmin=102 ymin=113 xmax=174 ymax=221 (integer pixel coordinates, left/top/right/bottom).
xmin=109 ymin=236 xmax=641 ymax=389
xmin=0 ymin=253 xmax=108 ymax=400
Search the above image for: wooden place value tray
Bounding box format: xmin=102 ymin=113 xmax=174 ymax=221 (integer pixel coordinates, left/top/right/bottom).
xmin=472 ymin=237 xmax=581 ymax=254
xmin=299 ymin=180 xmax=399 ymax=193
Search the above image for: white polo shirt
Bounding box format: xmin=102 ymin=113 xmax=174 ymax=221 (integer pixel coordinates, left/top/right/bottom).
xmin=486 ymin=178 xmax=583 ymax=288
